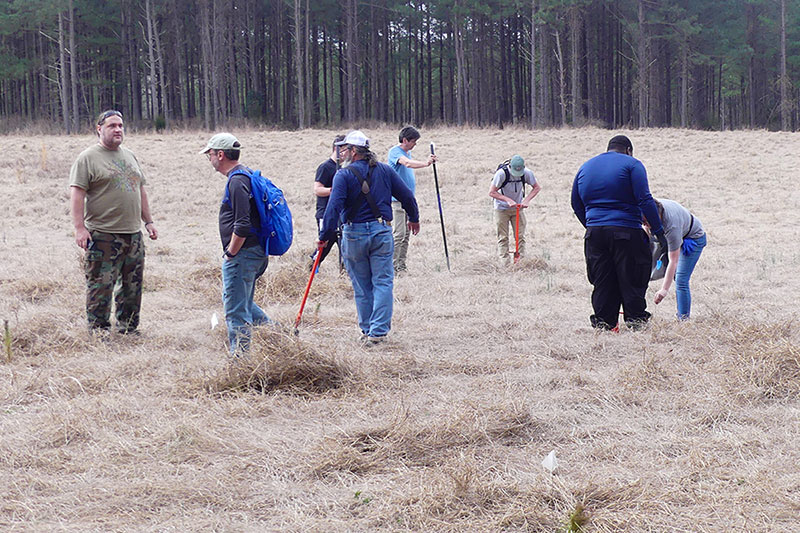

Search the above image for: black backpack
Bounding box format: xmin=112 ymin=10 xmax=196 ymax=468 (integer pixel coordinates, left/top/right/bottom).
xmin=496 ymin=160 xmax=526 ymax=194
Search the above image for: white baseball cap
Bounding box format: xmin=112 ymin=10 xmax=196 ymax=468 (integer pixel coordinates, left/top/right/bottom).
xmin=335 ymin=130 xmax=370 ymax=148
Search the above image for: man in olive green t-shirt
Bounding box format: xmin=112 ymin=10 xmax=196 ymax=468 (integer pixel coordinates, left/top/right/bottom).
xmin=69 ymin=110 xmax=158 ymax=334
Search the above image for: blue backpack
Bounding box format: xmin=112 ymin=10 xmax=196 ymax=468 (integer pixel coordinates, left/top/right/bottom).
xmin=223 ymin=167 xmax=293 ymax=256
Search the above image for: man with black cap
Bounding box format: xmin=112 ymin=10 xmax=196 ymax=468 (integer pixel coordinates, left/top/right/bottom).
xmin=489 ymin=154 xmax=542 ymax=264
xmin=200 ymin=132 xmax=274 ymax=355
xmin=571 ymin=135 xmax=667 ymax=330
xmin=317 ymin=130 xmax=419 ymax=344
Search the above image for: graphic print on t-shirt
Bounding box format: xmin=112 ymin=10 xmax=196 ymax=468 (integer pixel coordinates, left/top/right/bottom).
xmin=108 ymin=158 xmax=142 ymax=193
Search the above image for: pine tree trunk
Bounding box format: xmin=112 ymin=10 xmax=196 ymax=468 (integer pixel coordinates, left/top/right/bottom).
xmin=293 ymin=0 xmax=305 ymax=128
xmin=58 ymin=11 xmax=70 ymax=133
xmin=681 ymin=40 xmax=688 ymax=128
xmin=570 ymin=7 xmax=582 ymax=123
xmin=453 ymin=12 xmax=465 ymax=126
xmin=637 ymin=0 xmax=647 ymax=128
xmin=530 ymin=0 xmax=537 ymax=128
xmin=68 ymin=0 xmax=79 ymax=132
xmin=151 ymin=2 xmax=169 ymax=125
xmin=227 ymin=12 xmax=240 ymax=119
xmin=345 ymin=0 xmax=358 ymax=122
xmin=555 ymin=30 xmax=567 ymax=126
xmin=540 ymin=26 xmax=549 ymax=126
xmin=426 ymin=10 xmax=433 ymax=121
xmin=171 ymin=2 xmax=187 ymax=121
xmin=144 ymin=0 xmax=157 ymax=120
xmin=780 ymin=0 xmax=789 ymax=130
xmin=200 ymin=0 xmax=213 ymax=129
xmin=304 ymin=0 xmax=311 ymax=124
xmin=211 ymin=0 xmax=222 ymax=124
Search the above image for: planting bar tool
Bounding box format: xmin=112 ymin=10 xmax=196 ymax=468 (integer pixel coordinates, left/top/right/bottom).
xmin=294 ymin=243 xmax=324 ymax=335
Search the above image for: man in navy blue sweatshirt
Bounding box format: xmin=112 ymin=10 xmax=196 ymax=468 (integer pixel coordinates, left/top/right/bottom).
xmin=571 ymin=135 xmax=667 ymax=330
xmin=318 ymin=130 xmax=419 ymax=344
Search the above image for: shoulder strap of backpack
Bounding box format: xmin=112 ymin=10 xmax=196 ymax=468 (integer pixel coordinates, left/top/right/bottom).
xmin=346 ymin=165 xmax=382 ymax=223
xmin=497 ymin=160 xmax=514 ymax=190
xmin=498 ymin=162 xmax=525 ymax=194
xmin=223 ymin=167 xmax=255 ymax=205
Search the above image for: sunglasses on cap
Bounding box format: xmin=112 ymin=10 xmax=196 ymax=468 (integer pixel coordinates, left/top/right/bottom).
xmin=97 ymin=110 xmax=123 ymax=125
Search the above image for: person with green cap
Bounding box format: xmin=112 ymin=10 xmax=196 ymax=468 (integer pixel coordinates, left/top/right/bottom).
xmin=489 ymin=155 xmax=542 ymax=265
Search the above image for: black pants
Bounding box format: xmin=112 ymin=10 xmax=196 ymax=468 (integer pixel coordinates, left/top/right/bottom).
xmin=584 ymin=226 xmax=651 ymax=329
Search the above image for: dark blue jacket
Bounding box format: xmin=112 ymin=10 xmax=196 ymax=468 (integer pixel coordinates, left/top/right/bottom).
xmin=571 ymin=151 xmax=663 ymax=233
xmin=319 ymin=160 xmax=419 ymax=242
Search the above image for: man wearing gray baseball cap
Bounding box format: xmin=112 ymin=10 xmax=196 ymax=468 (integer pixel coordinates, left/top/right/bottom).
xmin=201 ymin=132 xmax=275 ymax=355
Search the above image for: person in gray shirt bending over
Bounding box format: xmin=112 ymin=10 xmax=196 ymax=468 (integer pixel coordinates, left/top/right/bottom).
xmin=643 ymin=198 xmax=706 ymax=320
xmin=488 ymin=155 xmax=541 ymax=265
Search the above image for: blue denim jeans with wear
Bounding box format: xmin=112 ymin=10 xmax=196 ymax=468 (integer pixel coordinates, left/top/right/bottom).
xmin=222 ymin=245 xmax=272 ymax=354
xmin=342 ymin=221 xmax=394 ymax=338
xmin=675 ymin=233 xmax=706 ymax=319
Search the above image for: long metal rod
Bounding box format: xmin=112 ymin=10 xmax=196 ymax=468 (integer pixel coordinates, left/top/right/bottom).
xmin=430 ymin=142 xmax=450 ymax=271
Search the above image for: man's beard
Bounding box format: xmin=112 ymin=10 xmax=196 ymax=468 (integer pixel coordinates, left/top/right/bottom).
xmin=341 ymin=155 xmax=354 ymax=168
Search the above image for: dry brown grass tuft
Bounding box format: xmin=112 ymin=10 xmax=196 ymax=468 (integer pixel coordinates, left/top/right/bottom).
xmin=391 ymin=456 xmax=560 ymax=531
xmin=8 ymin=315 xmax=89 ymax=359
xmin=204 ymin=326 xmax=353 ymax=395
xmin=313 ymin=400 xmax=546 ymax=476
xmin=8 ymin=277 xmax=64 ymax=304
xmin=509 ymin=255 xmax=553 ymax=272
xmin=259 ymin=258 xmax=352 ymax=304
xmin=726 ymin=322 xmax=800 ymax=399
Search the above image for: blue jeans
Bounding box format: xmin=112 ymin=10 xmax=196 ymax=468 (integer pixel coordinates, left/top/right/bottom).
xmin=675 ymin=233 xmax=707 ymax=319
xmin=342 ymin=221 xmax=394 ymax=337
xmin=222 ymin=246 xmax=272 ymax=354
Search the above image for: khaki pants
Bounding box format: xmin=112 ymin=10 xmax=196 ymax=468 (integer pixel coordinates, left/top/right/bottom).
xmin=495 ymin=208 xmax=526 ymax=262
xmin=392 ymin=201 xmax=410 ymax=271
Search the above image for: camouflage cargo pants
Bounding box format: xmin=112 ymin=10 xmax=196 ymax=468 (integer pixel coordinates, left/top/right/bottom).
xmin=84 ymin=231 xmax=145 ymax=333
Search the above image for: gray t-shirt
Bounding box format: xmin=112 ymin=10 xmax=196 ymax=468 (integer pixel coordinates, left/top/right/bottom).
xmin=492 ymin=167 xmax=537 ymax=210
xmin=658 ymin=198 xmax=705 ymax=251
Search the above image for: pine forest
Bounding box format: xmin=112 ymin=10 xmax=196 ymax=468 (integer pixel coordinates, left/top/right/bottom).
xmin=1 ymin=0 xmax=798 ymax=132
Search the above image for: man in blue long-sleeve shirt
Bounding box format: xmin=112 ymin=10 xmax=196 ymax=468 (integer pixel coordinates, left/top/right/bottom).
xmin=318 ymin=130 xmax=420 ymax=344
xmin=571 ymin=135 xmax=667 ymax=330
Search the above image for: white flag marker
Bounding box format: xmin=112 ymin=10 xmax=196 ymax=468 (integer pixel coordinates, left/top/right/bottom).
xmin=542 ymin=450 xmax=558 ymax=473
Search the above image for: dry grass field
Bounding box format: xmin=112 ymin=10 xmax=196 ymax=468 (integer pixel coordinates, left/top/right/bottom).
xmin=1 ymin=126 xmax=799 ymax=532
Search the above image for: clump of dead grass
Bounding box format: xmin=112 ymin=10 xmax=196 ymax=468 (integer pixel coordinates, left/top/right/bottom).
xmin=259 ymin=259 xmax=352 ymax=303
xmin=615 ymin=349 xmax=677 ymax=394
xmin=8 ymin=316 xmax=90 ymax=359
xmin=8 ymin=277 xmax=63 ymax=304
xmin=463 ymin=255 xmax=551 ymax=275
xmin=391 ymin=455 xmax=559 ymax=531
xmin=205 ymin=327 xmax=353 ymax=395
xmin=312 ymin=401 xmax=546 ymax=476
xmin=726 ymin=322 xmax=800 ymax=399
xmin=387 ymin=457 xmax=648 ymax=532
